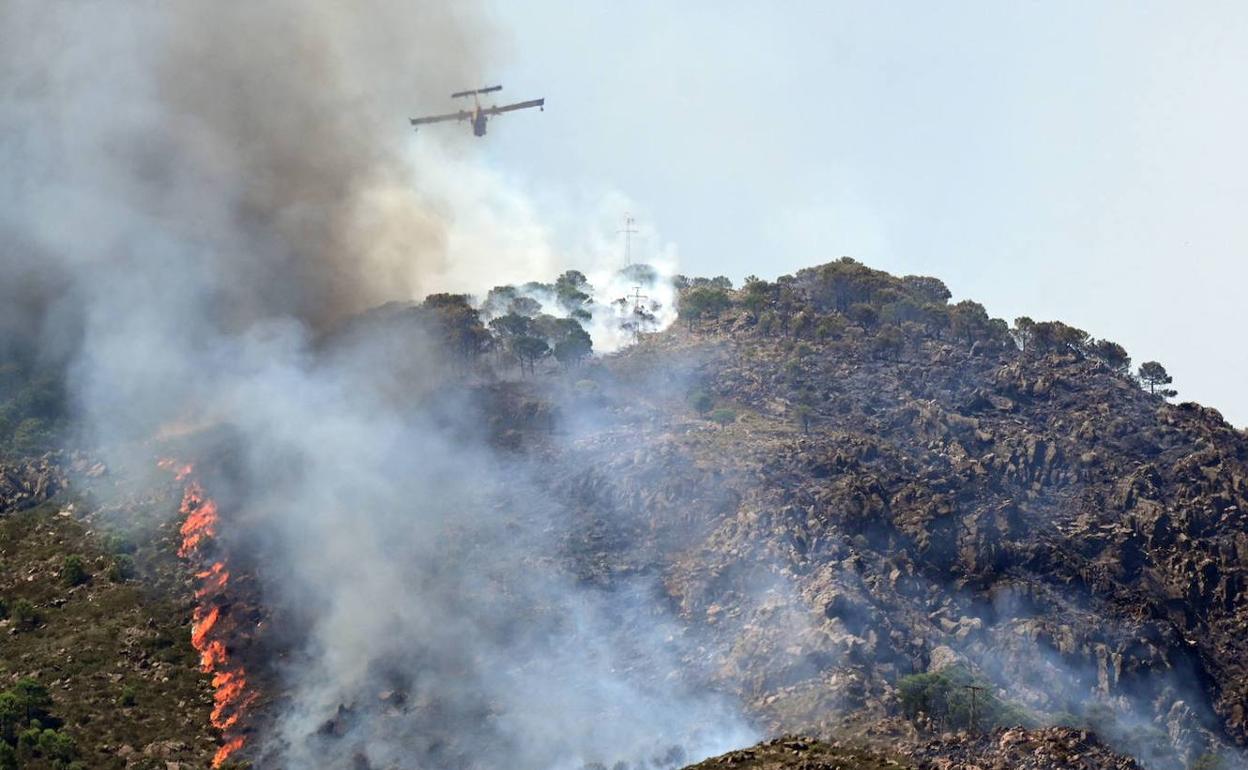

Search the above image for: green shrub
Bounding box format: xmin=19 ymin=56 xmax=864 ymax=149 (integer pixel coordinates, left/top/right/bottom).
xmin=815 ymin=315 xmax=848 ymax=341
xmin=103 ymin=534 xmax=136 ymax=555
xmin=107 ymin=555 xmax=134 ymax=583
xmin=0 ymin=693 xmax=22 ymax=743
xmin=12 ymin=679 xmax=52 ymax=725
xmin=61 ymin=555 xmax=89 ymax=587
xmin=688 ymin=390 xmax=714 ymax=416
xmin=873 ymin=325 xmax=904 ymax=360
xmin=1191 ymin=754 xmax=1227 ymax=770
xmin=16 ymin=725 xmax=40 ymax=754
xmin=0 ymin=598 xmax=7 ymax=620
xmin=897 ymin=665 xmax=1030 ymax=732
xmin=10 ymin=418 xmax=55 ymax=455
xmin=10 ymin=599 xmax=38 ymax=629
xmin=119 ymin=685 xmax=137 ymax=707
xmin=709 ymin=409 xmax=737 ymax=426
xmin=33 ymin=728 xmax=77 ymax=766
xmin=0 ymin=364 xmax=67 ymax=459
xmin=0 ymin=741 xmax=16 ymax=770
xmin=847 ymin=302 xmax=879 ymax=328
xmin=679 ymin=286 xmax=732 ymax=330
xmin=1048 ymin=711 xmax=1081 ymax=728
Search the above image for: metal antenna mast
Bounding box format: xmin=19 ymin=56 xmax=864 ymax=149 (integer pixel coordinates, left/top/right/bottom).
xmin=618 ymin=213 xmax=638 ymax=267
xmin=962 ymin=685 xmax=986 ymax=732
xmin=629 ymin=286 xmax=649 ymax=313
xmin=627 ymin=285 xmax=650 ymax=343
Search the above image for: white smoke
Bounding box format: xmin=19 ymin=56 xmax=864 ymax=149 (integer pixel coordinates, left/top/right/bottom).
xmin=462 ymin=187 xmax=682 ymax=353
xmin=0 ymin=2 xmax=750 ymax=768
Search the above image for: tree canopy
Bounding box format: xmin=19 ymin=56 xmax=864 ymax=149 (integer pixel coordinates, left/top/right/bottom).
xmin=1138 ymin=361 xmax=1176 ymax=397
xmin=679 ymin=287 xmax=733 ymax=330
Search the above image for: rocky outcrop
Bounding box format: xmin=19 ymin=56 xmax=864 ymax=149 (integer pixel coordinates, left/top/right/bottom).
xmin=683 ymin=729 xmax=1145 ymax=770
xmin=0 ymin=453 xmax=64 ymax=512
xmin=539 ymin=275 xmax=1248 ymax=768
xmin=906 ymin=727 xmax=1144 ymax=770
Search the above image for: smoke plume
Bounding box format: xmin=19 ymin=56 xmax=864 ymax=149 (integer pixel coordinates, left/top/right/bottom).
xmin=1 ymin=2 xmax=751 ymax=767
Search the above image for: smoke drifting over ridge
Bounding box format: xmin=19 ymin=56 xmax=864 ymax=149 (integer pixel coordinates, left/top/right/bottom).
xmin=2 ymin=3 xmax=752 ymax=768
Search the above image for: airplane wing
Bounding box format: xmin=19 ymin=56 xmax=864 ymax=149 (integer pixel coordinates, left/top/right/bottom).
xmin=409 ymin=110 xmax=471 ymax=127
xmin=482 ymin=98 xmax=545 ymax=117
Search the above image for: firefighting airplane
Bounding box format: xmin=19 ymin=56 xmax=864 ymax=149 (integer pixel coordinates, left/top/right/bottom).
xmin=409 ymin=85 xmax=544 ymax=137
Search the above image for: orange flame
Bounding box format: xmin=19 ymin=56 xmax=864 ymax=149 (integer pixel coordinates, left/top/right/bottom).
xmin=157 ymin=457 xmax=195 ymax=481
xmin=201 ymin=640 xmax=228 ymax=671
xmin=213 ymin=737 xmax=245 ymax=768
xmin=196 ymin=562 xmax=229 ymax=595
xmin=177 ymin=482 xmax=218 ymax=558
xmin=163 ymin=459 xmax=253 ymax=768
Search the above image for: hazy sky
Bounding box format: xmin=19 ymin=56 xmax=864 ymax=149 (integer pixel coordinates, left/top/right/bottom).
xmin=474 ymin=2 xmax=1247 ymax=426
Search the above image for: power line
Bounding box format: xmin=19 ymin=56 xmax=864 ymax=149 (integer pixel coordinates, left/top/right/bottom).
xmin=962 ymin=685 xmax=986 ymax=733
xmin=628 ymin=285 xmax=649 ymax=343
xmin=629 ymin=285 xmax=649 ymax=313
xmin=618 ymin=213 xmax=638 ymax=267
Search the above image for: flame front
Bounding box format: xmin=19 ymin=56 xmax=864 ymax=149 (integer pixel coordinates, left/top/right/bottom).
xmin=178 ymin=481 xmax=218 ymax=558
xmin=165 ymin=461 xmax=255 ymax=767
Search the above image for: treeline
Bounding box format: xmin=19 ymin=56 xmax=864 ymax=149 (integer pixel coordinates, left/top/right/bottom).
xmin=365 ymin=291 xmax=588 ymax=377
xmin=675 ymin=257 xmax=1176 ymax=399
xmin=408 ymin=269 xmax=602 ymax=376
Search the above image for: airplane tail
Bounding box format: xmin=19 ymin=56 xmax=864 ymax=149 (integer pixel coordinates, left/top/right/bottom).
xmin=451 ymin=85 xmax=502 ymax=99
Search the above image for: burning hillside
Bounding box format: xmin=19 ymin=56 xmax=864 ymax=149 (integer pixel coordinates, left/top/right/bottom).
xmin=3 ymin=256 xmax=1248 ymax=770
xmin=160 ymin=459 xmax=255 ymax=767
xmin=47 ymin=258 xmax=1225 ymax=770
xmin=1 ymin=3 xmax=1245 ymax=770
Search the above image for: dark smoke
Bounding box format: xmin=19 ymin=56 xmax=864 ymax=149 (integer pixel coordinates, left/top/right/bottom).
xmin=1 ymin=3 xmax=754 ymax=767
xmin=1 ymin=2 xmax=488 ymax=352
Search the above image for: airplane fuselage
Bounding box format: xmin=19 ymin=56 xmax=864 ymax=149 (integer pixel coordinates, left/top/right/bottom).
xmin=409 ymin=86 xmax=541 ymax=138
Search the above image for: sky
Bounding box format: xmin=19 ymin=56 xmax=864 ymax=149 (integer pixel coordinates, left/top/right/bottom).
xmin=468 ymin=1 xmax=1248 ymax=426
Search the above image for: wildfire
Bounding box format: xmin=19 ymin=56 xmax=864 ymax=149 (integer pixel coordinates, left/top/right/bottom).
xmin=177 ymin=481 xmax=218 ymax=558
xmin=214 ymin=737 xmax=246 ymax=767
xmin=197 ymin=562 xmax=230 ymax=593
xmin=156 ymin=457 xmax=194 ymax=481
xmin=191 ymin=605 xmax=220 ymax=648
xmin=163 ymin=460 xmax=255 ymax=768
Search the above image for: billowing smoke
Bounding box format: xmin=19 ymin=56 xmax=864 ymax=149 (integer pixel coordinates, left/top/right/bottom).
xmin=1 ymin=2 xmax=751 ymax=768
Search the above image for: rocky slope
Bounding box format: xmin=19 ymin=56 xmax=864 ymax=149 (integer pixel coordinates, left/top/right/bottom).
xmin=529 ymin=260 xmax=1248 ymax=769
